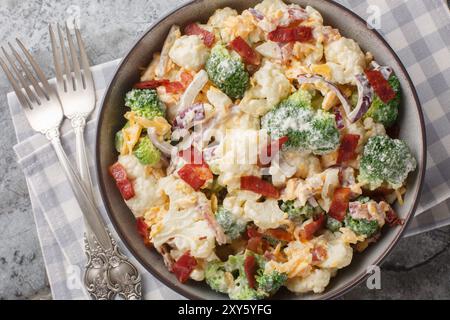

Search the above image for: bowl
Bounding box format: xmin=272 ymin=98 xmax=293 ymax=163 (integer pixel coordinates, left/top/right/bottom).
xmin=95 ymin=0 xmax=426 ymax=300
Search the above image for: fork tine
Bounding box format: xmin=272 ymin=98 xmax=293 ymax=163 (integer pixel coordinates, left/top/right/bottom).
xmin=49 ymin=24 xmax=65 ymax=91
xmin=0 ymin=56 xmax=32 ymax=109
xmin=57 ymin=23 xmax=73 ymax=90
xmin=15 ymin=39 xmax=53 ymax=98
xmin=8 ymin=42 xmax=48 ymax=102
xmin=65 ymin=22 xmax=83 ymax=90
xmin=74 ymin=22 xmax=93 ymax=89
xmin=1 ymin=46 xmax=39 ymax=105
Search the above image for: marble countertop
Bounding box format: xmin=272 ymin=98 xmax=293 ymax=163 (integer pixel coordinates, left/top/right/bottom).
xmin=1 ymin=0 xmax=449 ymax=300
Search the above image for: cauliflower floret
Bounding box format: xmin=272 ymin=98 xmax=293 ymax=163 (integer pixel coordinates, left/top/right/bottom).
xmin=118 ymin=154 xmax=164 ymax=217
xmin=151 ymin=175 xmax=216 ymax=260
xmin=324 ymin=37 xmax=366 ymax=85
xmin=208 ymin=7 xmax=238 ymax=27
xmin=286 ymin=269 xmax=332 ymax=294
xmin=363 ymin=117 xmax=386 ymax=142
xmin=222 ymin=190 xmax=261 ymax=223
xmin=243 ymin=199 xmax=288 ymax=229
xmin=317 ymin=232 xmax=353 ymax=269
xmin=210 ymin=129 xmax=262 ymax=190
xmin=240 ymin=60 xmax=291 ymax=116
xmin=254 ymin=0 xmax=288 ymax=21
xmin=169 ymin=35 xmax=209 ymax=71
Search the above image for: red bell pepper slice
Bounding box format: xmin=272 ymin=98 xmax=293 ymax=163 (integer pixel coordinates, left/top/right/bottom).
xmin=244 ymin=255 xmax=257 ymax=289
xmin=109 ymin=162 xmax=135 ymax=200
xmin=229 ymin=36 xmax=261 ymax=66
xmin=172 ymin=251 xmax=197 ymax=283
xmin=184 ymin=23 xmax=215 ymax=47
xmin=365 ymin=69 xmax=396 ymax=103
xmin=299 ymin=213 xmax=325 ymax=241
xmin=240 ymin=176 xmax=280 ymax=198
xmin=328 ymin=187 xmax=352 ymax=222
xmin=258 ymin=136 xmax=289 ymax=167
xmin=337 ymin=134 xmax=360 ymax=164
xmin=178 ymin=163 xmax=213 ymax=191
xmin=268 ymin=26 xmax=313 ymax=43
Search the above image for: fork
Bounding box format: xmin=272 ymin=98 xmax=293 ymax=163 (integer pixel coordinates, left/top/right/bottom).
xmin=0 ymin=40 xmax=141 ymax=300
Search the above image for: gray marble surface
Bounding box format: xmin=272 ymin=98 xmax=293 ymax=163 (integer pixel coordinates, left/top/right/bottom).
xmin=0 ymin=0 xmax=449 ymax=300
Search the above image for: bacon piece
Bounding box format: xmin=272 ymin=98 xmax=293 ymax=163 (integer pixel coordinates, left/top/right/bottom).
xmin=268 ymin=26 xmax=313 ymax=43
xmin=258 ymin=136 xmax=289 ymax=167
xmin=240 ymin=176 xmax=280 ymax=198
xmin=184 ymin=23 xmax=215 ymax=47
xmin=328 ymin=188 xmax=351 ymax=222
xmin=385 ymin=207 xmax=404 ymax=227
xmin=134 ymin=79 xmax=170 ymax=89
xmin=136 ymin=217 xmax=150 ymax=246
xmin=244 ymin=255 xmax=257 ymax=289
xmin=299 ymin=213 xmax=325 ymax=241
xmin=265 ymin=228 xmax=293 ymax=242
xmin=229 ymin=36 xmax=260 ymax=66
xmin=134 ymin=79 xmax=185 ymax=94
xmin=180 ymin=71 xmax=193 ymax=87
xmin=202 ymin=206 xmax=228 ymax=245
xmin=337 ymin=134 xmax=360 ymax=164
xmin=178 ymin=163 xmax=213 ymax=191
xmin=109 ymin=162 xmax=135 ymax=200
xmin=365 ymin=69 xmax=396 ymax=103
xmin=247 ymin=236 xmax=262 ymax=253
xmin=178 ymin=146 xmax=204 ymax=164
xmin=311 ymin=245 xmax=327 ymax=263
xmin=172 ymin=251 xmax=197 ymax=283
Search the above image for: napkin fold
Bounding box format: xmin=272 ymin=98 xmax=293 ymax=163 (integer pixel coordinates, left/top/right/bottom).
xmin=7 ymin=0 xmax=450 ymax=299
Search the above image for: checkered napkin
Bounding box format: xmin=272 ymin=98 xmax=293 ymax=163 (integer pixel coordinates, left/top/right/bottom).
xmin=7 ymin=0 xmax=450 ymax=299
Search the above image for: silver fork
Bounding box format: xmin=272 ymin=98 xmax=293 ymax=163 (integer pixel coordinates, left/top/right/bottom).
xmin=0 ymin=40 xmax=141 ymax=300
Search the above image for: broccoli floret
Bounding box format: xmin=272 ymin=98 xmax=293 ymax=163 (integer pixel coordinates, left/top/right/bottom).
xmin=215 ymin=207 xmax=247 ymax=241
xmin=256 ymin=271 xmax=288 ymax=294
xmin=133 ymin=136 xmax=161 ymax=165
xmin=326 ymin=216 xmax=343 ymax=232
xmin=365 ymin=75 xmax=401 ymax=127
xmin=280 ymin=200 xmax=314 ymax=223
xmin=205 ymin=260 xmax=229 ymax=294
xmin=115 ymin=130 xmax=124 ymax=153
xmin=125 ymin=89 xmax=165 ymax=119
xmin=356 ymin=196 xmax=371 ymax=204
xmin=344 ymin=215 xmax=379 ymax=237
xmin=358 ymin=135 xmax=417 ymax=190
xmin=261 ymin=91 xmax=339 ymax=155
xmin=206 ymin=252 xmax=284 ymax=300
xmin=205 ymin=44 xmax=249 ymax=99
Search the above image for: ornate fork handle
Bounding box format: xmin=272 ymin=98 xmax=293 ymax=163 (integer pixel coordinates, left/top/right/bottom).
xmin=84 ymin=230 xmax=141 ymax=300
xmin=46 ymin=128 xmax=142 ymax=300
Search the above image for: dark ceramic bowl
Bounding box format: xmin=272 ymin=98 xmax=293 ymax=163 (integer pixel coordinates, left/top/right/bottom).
xmin=95 ymin=0 xmax=426 ymax=300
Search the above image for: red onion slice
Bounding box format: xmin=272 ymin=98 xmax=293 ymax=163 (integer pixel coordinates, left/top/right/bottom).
xmin=173 ymin=103 xmax=206 ymax=130
xmin=350 ymin=73 xmax=373 ymax=122
xmin=248 ymin=8 xmax=265 ymax=21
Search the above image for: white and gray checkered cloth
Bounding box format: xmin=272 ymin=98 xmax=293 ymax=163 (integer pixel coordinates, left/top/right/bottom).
xmin=7 ymin=0 xmax=450 ymax=299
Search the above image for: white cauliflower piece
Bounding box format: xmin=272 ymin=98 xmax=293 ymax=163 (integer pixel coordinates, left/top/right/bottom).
xmin=324 ymin=37 xmax=366 ymax=85
xmin=169 ymin=35 xmax=209 ymax=71
xmin=286 ymin=269 xmax=332 ymax=294
xmin=240 ymin=60 xmax=291 ymax=116
xmin=243 ymin=199 xmax=287 ymax=229
xmin=223 ymin=190 xmax=261 ymax=223
xmin=207 ymin=7 xmax=238 ymax=27
xmin=317 ymin=232 xmax=353 ymax=269
xmin=118 ymin=155 xmax=164 ymax=217
xmin=206 ymin=87 xmax=233 ymax=115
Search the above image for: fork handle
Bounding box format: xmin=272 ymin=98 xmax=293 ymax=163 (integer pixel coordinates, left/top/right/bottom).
xmin=72 ymin=116 xmax=94 ymax=199
xmin=48 ymin=130 xmax=112 ymax=250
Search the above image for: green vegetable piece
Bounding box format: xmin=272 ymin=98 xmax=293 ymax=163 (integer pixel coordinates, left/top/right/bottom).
xmin=326 ymin=215 xmax=343 ymax=232
xmin=133 ymin=136 xmax=161 ymax=165
xmin=205 ymin=44 xmax=250 ymax=99
xmin=365 ymin=75 xmax=401 ymax=127
xmin=344 ymin=215 xmax=379 ymax=237
xmin=280 ymin=200 xmax=314 ymax=223
xmin=215 ymin=206 xmax=247 ymax=241
xmin=125 ymin=88 xmax=165 ymax=119
xmin=358 ymin=135 xmax=417 ymax=190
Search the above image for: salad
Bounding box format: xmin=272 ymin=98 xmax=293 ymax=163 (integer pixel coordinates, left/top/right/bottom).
xmin=109 ymin=0 xmax=417 ymax=300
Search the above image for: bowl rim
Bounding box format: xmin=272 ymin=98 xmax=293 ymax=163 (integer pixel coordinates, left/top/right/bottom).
xmin=95 ymin=0 xmax=426 ymax=300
